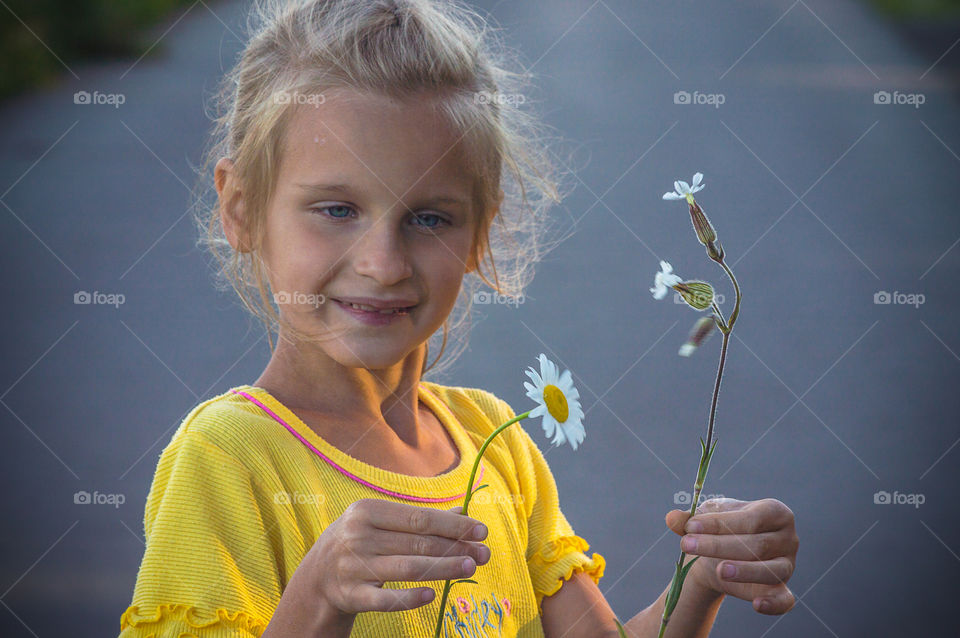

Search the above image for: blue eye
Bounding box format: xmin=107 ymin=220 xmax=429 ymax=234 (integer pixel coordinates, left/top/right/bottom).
xmin=412 ymin=213 xmax=447 ymax=228
xmin=320 ymin=205 xmax=353 ymax=218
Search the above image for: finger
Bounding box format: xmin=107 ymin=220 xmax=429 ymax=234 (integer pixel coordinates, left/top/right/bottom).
xmin=358 ymin=500 xmax=487 ymax=541
xmin=715 ymin=556 xmax=793 ymax=585
xmin=372 ymin=528 xmax=491 ymax=566
xmin=681 ymin=530 xmax=785 ymax=561
xmin=665 ymin=509 xmax=692 ymax=536
xmin=685 ymin=499 xmax=793 ymax=535
xmin=355 ymin=582 xmax=438 ymax=613
xmin=753 ymin=585 xmax=796 ymax=615
xmin=373 ymin=552 xmax=480 ymax=584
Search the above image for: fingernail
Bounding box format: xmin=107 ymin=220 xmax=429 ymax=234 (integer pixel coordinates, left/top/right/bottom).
xmin=756 ymin=599 xmax=768 ymax=613
xmin=722 ymin=563 xmax=736 ymax=579
xmin=422 ymin=589 xmax=434 ymax=602
xmin=480 ymin=545 xmax=491 ymax=562
xmin=462 ymin=558 xmax=474 ymax=573
xmin=686 ymin=520 xmax=703 ymax=534
xmin=473 ymin=524 xmax=487 ymax=540
xmin=681 ymin=536 xmax=697 ymax=552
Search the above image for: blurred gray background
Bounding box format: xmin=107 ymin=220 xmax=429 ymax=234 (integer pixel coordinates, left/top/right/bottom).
xmin=1 ymin=0 xmax=958 ymax=635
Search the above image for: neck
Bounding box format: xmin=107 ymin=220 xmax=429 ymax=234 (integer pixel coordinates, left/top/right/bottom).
xmin=252 ymin=330 xmax=430 ymax=448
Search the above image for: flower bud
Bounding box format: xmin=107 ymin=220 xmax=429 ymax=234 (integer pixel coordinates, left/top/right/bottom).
xmin=688 ymin=199 xmax=717 ymax=247
xmin=679 ymin=316 xmax=716 ymax=357
xmin=706 ymin=239 xmax=724 ymax=262
xmin=674 ymin=280 xmax=714 ymax=311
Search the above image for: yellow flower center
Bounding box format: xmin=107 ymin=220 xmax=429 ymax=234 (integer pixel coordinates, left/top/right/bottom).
xmin=543 ymin=384 xmax=569 ymax=423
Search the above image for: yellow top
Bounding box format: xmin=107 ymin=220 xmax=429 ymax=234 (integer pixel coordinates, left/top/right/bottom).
xmin=119 ymin=382 xmax=605 ymax=637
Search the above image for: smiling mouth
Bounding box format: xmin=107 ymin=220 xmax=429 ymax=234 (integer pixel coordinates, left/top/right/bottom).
xmin=332 ymin=299 xmax=415 ymax=315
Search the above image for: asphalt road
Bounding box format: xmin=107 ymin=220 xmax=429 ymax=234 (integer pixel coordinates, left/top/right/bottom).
xmin=1 ymin=1 xmax=958 ymax=635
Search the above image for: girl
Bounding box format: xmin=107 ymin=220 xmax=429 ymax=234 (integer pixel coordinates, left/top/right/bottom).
xmin=119 ymin=1 xmax=799 ymax=636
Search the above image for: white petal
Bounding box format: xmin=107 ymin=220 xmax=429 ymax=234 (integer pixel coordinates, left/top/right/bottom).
xmin=662 ymin=273 xmax=682 ymax=287
xmin=692 ymin=172 xmax=703 ymax=187
xmin=677 ymin=180 xmax=691 ymax=194
xmin=691 ymin=182 xmax=705 ymax=193
xmin=660 ymin=260 xmax=673 ymax=274
xmin=674 ymin=180 xmax=683 ymax=194
xmin=652 ymin=284 xmax=667 ymax=299
xmin=525 ymin=367 xmax=542 ymax=387
xmin=662 ymin=192 xmax=682 ymax=200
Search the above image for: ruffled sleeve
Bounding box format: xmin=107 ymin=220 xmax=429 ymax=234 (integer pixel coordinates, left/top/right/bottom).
xmin=495 ymin=397 xmax=606 ymax=614
xmin=118 ymin=430 xmax=283 ymax=637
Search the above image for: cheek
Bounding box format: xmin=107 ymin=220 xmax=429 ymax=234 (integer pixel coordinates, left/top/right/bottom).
xmin=265 ymin=213 xmax=339 ymax=278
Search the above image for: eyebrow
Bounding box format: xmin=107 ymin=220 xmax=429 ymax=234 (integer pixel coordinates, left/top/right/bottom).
xmin=295 ymin=182 xmax=469 ymax=207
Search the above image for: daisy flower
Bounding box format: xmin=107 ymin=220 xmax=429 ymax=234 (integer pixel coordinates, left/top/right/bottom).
xmin=524 ymin=353 xmax=586 ymax=451
xmin=662 ymin=172 xmax=705 ymax=202
xmin=650 ymin=260 xmax=682 ymax=300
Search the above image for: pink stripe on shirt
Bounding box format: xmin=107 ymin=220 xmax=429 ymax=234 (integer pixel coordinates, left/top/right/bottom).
xmin=230 ymin=389 xmax=484 ymax=503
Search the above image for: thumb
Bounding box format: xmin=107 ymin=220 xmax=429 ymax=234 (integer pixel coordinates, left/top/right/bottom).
xmin=448 ymin=505 xmax=466 ymax=515
xmin=665 ymin=509 xmax=693 ymax=537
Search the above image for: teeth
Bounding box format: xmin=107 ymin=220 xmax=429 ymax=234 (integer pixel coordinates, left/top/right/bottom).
xmin=345 ymin=302 xmax=405 ymax=314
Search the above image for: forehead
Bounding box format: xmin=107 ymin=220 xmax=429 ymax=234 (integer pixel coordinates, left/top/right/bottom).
xmin=278 ymin=89 xmax=474 ymax=197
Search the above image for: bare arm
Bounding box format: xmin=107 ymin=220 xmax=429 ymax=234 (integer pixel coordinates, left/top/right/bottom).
xmin=261 ymin=550 xmax=357 ymax=638
xmin=540 ymin=570 xmax=723 ymax=638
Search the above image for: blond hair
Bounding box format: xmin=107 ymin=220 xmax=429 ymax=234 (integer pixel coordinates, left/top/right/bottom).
xmin=192 ymin=0 xmax=572 ymax=381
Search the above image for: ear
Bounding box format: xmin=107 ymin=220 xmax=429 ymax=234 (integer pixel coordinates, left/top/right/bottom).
xmin=214 ymin=157 xmax=251 ymax=253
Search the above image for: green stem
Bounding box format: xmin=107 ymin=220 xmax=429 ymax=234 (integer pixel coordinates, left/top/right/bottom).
xmin=432 ymin=410 xmax=531 ymax=638
xmin=718 ymin=259 xmax=741 ymax=330
xmin=656 ymin=324 xmax=733 ymax=638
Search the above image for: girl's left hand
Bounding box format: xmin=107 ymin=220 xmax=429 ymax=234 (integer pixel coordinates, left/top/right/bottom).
xmin=665 ymin=497 xmax=799 ymax=615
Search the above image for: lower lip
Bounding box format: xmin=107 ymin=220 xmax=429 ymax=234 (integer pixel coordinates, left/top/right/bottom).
xmin=333 ymin=299 xmax=413 ymax=326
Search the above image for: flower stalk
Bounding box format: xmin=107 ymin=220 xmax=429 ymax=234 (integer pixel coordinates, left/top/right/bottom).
xmin=653 ymin=173 xmax=742 ymax=638
xmin=432 ymin=354 xmax=586 ymax=638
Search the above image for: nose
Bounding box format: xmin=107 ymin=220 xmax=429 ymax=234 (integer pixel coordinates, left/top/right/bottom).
xmin=352 ymin=215 xmax=413 ymax=286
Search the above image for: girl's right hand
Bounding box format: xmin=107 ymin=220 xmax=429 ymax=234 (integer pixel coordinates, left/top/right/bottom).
xmin=306 ymin=498 xmax=492 ymax=617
